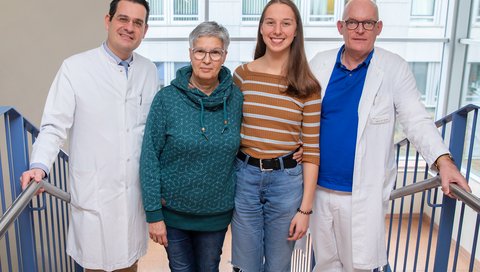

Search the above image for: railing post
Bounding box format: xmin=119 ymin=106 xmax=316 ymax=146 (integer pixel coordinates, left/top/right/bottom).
xmin=5 ymin=108 xmax=38 ymax=271
xmin=433 ymin=110 xmax=467 ymax=271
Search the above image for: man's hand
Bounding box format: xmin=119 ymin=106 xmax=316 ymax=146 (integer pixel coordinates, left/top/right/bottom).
xmin=436 ymin=156 xmax=471 ymax=198
xmin=20 ymin=169 xmax=46 ymax=194
xmin=149 ymin=221 xmax=168 ymax=247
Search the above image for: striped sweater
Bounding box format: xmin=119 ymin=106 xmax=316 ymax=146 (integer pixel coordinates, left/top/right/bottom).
xmin=233 ymin=64 xmax=321 ymax=165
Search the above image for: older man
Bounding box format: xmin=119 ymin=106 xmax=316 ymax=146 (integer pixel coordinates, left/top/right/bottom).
xmin=309 ymin=0 xmax=470 ymax=271
xmin=20 ymin=0 xmax=158 ymax=271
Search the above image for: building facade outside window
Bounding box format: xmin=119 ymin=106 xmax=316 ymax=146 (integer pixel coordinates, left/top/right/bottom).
xmin=241 ymin=0 xmax=343 ymax=24
xmin=241 ymin=0 xmax=267 ymax=22
xmin=410 ymin=0 xmax=436 ymax=23
xmin=148 ymin=0 xmax=203 ymax=24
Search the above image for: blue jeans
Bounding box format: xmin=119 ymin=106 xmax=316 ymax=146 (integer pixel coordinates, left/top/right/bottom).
xmin=164 ymin=226 xmax=227 ymax=272
xmin=231 ymin=157 xmax=304 ymax=272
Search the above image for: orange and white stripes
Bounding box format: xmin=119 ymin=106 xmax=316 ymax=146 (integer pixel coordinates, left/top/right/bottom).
xmin=234 ymin=64 xmax=321 ymax=165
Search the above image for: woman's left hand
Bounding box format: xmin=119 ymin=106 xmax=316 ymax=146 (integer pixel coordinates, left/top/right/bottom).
xmin=287 ymin=212 xmax=309 ymax=241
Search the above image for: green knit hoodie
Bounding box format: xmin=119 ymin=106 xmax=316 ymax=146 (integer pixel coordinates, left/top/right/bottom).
xmin=140 ymin=65 xmax=243 ymax=231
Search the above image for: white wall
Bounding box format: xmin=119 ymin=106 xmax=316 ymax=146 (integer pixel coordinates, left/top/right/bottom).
xmin=1 ymin=0 xmax=109 ymax=125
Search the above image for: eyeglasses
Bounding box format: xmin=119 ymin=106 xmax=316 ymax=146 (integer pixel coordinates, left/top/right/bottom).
xmin=114 ymin=15 xmax=145 ymax=28
xmin=342 ymin=19 xmax=378 ymax=31
xmin=191 ymin=48 xmax=225 ymax=61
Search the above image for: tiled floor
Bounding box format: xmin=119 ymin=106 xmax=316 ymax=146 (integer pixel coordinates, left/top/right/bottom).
xmin=386 ymin=215 xmax=479 ymax=272
xmin=138 ymin=217 xmax=478 ymax=271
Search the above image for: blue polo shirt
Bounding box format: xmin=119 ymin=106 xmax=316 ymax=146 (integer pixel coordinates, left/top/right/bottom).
xmin=318 ymin=46 xmax=374 ymax=192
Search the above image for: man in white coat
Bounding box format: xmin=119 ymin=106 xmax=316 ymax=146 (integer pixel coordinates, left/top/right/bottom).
xmin=309 ymin=0 xmax=471 ymax=271
xmin=20 ymin=0 xmax=158 ymax=271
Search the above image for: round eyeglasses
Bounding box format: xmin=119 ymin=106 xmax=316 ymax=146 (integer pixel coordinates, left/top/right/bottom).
xmin=343 ymin=19 xmax=378 ymax=31
xmin=191 ymin=48 xmax=225 ymax=61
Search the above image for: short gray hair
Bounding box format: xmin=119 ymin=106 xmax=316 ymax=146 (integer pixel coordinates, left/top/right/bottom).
xmin=189 ymin=21 xmax=230 ymax=50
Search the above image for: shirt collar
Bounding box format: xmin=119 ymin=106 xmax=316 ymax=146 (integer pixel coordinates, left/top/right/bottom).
xmin=102 ymin=42 xmax=133 ymax=65
xmin=335 ymin=45 xmax=374 ymax=70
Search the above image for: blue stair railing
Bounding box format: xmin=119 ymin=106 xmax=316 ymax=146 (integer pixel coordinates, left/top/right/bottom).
xmin=386 ymin=104 xmax=480 ymax=271
xmin=0 ymin=105 xmax=479 ymax=272
xmin=0 ymin=106 xmax=82 ymax=272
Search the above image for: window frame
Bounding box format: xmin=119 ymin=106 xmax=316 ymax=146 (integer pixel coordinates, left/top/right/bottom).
xmin=148 ymin=0 xmax=204 ymax=25
xmin=240 ymin=0 xmax=344 ymax=26
xmin=409 ymin=0 xmax=441 ymax=25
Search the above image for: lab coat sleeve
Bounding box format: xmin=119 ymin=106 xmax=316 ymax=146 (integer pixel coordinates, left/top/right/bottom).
xmin=392 ymin=58 xmax=449 ymax=166
xmin=140 ymin=91 xmax=168 ymax=223
xmin=31 ymin=61 xmax=76 ymax=173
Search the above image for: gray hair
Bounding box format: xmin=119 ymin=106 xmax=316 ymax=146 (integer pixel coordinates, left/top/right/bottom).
xmin=189 ymin=21 xmax=230 ymax=50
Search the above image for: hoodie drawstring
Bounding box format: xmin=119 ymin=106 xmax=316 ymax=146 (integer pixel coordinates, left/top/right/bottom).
xmin=222 ymin=96 xmax=228 ymax=134
xmin=199 ymin=98 xmax=208 ymax=140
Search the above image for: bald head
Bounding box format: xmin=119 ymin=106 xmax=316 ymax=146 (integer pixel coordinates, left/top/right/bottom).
xmin=343 ymin=0 xmax=379 ymax=21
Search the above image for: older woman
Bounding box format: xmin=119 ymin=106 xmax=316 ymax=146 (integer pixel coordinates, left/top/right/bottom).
xmin=139 ymin=21 xmax=242 ymax=272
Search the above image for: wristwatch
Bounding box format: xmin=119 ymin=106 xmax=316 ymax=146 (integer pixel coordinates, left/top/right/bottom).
xmin=433 ymin=153 xmax=454 ymax=169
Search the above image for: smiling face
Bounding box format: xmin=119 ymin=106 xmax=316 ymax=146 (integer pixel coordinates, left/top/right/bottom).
xmin=260 ymin=3 xmax=297 ymax=56
xmin=105 ymin=0 xmax=148 ymax=60
xmin=338 ymin=0 xmax=382 ymax=59
xmin=190 ymin=36 xmax=227 ymax=84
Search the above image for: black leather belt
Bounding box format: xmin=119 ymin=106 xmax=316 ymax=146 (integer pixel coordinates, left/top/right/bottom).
xmin=236 ymin=151 xmax=298 ymax=171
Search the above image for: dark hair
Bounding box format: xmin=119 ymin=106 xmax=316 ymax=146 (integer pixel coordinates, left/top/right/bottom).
xmin=109 ymin=0 xmax=150 ymax=24
xmin=254 ymin=0 xmax=321 ymax=98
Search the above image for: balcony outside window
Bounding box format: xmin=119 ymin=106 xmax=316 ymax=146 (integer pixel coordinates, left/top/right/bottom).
xmin=148 ymin=0 xmax=202 ymax=24
xmin=241 ymin=0 xmax=267 ymax=22
xmin=242 ymin=0 xmax=342 ymax=24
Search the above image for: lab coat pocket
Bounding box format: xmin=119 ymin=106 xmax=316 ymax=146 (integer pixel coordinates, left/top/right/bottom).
xmin=137 ymin=97 xmax=152 ymax=126
xmin=370 ymin=115 xmax=390 ymax=125
xmin=70 ymin=166 xmax=98 ymax=210
xmin=370 ymin=94 xmax=393 ymax=125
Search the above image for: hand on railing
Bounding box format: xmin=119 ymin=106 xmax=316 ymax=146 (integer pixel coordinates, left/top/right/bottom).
xmin=436 ymin=156 xmax=471 ymax=199
xmin=20 ymin=168 xmax=46 ymax=194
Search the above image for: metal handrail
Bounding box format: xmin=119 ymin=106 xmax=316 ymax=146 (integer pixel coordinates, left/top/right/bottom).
xmin=0 ymin=179 xmax=70 ymax=239
xmin=390 ymin=176 xmax=441 ymax=200
xmin=450 ymin=183 xmax=480 ymax=213
xmin=390 ymin=175 xmax=480 ymax=213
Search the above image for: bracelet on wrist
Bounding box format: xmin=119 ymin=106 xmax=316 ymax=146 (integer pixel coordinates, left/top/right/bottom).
xmin=297 ymin=208 xmax=313 ymax=215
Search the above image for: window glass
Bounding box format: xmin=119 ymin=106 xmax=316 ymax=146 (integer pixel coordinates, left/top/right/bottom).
xmin=410 ymin=0 xmax=435 ymax=22
xmin=242 ymin=0 xmax=267 ymax=21
xmin=459 ymin=0 xmax=480 ymax=178
xmin=154 ymin=62 xmax=165 ymax=88
xmin=174 ymin=0 xmax=198 ymax=21
xmin=410 ymin=62 xmax=428 ymax=99
xmin=309 ymin=0 xmax=335 ymax=22
xmin=148 ymin=0 xmax=164 ymax=21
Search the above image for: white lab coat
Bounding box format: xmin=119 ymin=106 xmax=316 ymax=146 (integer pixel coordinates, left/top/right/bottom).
xmin=309 ymin=47 xmax=449 ymax=269
xmin=31 ymin=45 xmax=158 ymax=271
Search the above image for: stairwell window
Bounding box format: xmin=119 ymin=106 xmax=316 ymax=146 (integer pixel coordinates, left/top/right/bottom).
xmin=242 ymin=0 xmax=267 ymax=22
xmin=476 ymin=1 xmax=480 ymax=24
xmin=410 ymin=0 xmax=436 ymax=23
xmin=242 ymin=0 xmax=341 ymax=24
xmin=307 ymin=0 xmax=336 ymax=23
xmin=409 ymin=62 xmax=440 ymax=109
xmin=147 ymin=0 xmax=203 ymax=24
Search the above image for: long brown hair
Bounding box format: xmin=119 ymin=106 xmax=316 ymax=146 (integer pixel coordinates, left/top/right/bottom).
xmin=254 ymin=0 xmax=321 ymax=98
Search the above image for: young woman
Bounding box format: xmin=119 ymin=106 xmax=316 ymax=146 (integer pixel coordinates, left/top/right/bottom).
xmin=231 ymin=1 xmax=321 ymax=271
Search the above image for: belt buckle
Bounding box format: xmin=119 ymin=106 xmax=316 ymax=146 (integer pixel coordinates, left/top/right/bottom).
xmin=259 ymin=159 xmax=273 ymax=172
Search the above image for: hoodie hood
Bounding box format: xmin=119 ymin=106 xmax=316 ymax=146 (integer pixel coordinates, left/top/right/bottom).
xmin=171 ymin=65 xmax=235 ymax=140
